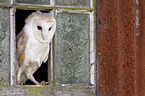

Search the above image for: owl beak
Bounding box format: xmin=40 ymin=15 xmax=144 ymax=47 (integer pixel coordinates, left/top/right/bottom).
xmin=41 ymin=32 xmax=45 ymax=40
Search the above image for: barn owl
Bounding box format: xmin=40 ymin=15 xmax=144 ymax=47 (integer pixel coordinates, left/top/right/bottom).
xmin=16 ymin=11 xmax=56 ymax=85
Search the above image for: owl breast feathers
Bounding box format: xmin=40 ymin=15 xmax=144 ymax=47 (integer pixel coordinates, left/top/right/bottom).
xmin=16 ymin=11 xmax=56 ymax=85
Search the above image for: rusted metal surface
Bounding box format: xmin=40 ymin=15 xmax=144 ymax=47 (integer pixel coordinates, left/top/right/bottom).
xmin=136 ymin=0 xmax=145 ymax=96
xmin=97 ymin=0 xmax=137 ymax=96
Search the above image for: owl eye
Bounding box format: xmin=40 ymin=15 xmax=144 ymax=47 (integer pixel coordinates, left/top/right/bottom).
xmin=37 ymin=26 xmax=42 ymax=30
xmin=48 ymin=27 xmax=52 ymax=31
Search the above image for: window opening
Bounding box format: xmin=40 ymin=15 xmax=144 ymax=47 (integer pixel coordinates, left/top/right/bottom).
xmin=16 ymin=9 xmax=52 ymax=85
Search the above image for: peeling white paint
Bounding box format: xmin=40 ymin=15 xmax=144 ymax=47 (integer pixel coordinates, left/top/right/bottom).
xmin=90 ymin=0 xmax=93 ymax=8
xmin=10 ymin=0 xmax=13 ymax=4
xmin=50 ymin=41 xmax=54 ymax=85
xmin=50 ymin=0 xmax=55 ymax=6
xmin=61 ymin=84 xmax=65 ymax=86
xmin=90 ymin=11 xmax=95 ymax=85
xmin=90 ymin=64 xmax=95 ymax=85
xmin=0 ymin=23 xmax=2 ymax=29
xmin=10 ymin=8 xmax=15 ymax=86
xmin=90 ymin=11 xmax=95 ymax=65
xmin=56 ymin=9 xmax=93 ymax=14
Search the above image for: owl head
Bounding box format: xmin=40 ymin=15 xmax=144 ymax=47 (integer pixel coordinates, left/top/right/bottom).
xmin=24 ymin=11 xmax=56 ymax=43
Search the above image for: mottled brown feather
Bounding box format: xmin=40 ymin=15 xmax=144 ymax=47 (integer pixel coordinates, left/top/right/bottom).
xmin=17 ymin=30 xmax=28 ymax=67
xmin=20 ymin=53 xmax=25 ymax=66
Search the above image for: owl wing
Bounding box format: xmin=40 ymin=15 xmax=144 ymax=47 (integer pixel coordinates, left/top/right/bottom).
xmin=17 ymin=30 xmax=28 ymax=67
xmin=43 ymin=44 xmax=50 ymax=63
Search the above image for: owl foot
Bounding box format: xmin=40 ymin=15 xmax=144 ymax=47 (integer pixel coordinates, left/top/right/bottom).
xmin=40 ymin=81 xmax=48 ymax=85
xmin=17 ymin=81 xmax=24 ymax=85
xmin=20 ymin=81 xmax=25 ymax=85
xmin=16 ymin=81 xmax=24 ymax=85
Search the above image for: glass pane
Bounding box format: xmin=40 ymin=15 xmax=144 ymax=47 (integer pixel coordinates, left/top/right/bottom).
xmin=15 ymin=0 xmax=50 ymax=5
xmin=0 ymin=9 xmax=10 ymax=85
xmin=55 ymin=0 xmax=90 ymax=7
xmin=55 ymin=12 xmax=90 ymax=84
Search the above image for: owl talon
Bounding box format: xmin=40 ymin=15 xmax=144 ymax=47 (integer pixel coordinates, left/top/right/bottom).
xmin=20 ymin=81 xmax=25 ymax=85
xmin=40 ymin=81 xmax=48 ymax=85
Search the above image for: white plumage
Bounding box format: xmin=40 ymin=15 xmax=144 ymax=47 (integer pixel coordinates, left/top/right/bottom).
xmin=16 ymin=11 xmax=56 ymax=85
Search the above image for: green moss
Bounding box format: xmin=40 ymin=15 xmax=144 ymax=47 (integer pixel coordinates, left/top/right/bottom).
xmin=0 ymin=85 xmax=95 ymax=95
xmin=27 ymin=86 xmax=45 ymax=95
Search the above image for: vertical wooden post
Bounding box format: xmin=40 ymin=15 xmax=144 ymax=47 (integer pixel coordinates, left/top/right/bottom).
xmin=97 ymin=0 xmax=137 ymax=95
